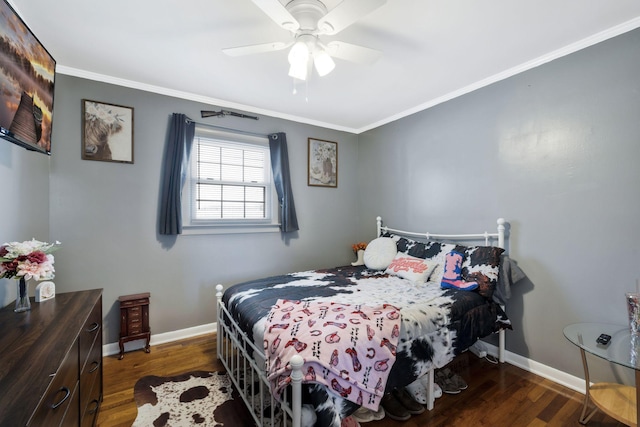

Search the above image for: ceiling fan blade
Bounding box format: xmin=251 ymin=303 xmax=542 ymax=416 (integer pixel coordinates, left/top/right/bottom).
xmin=222 ymin=41 xmax=292 ymax=57
xmin=325 ymin=41 xmax=382 ymax=65
xmin=251 ymin=0 xmax=300 ymax=32
xmin=318 ymin=0 xmax=387 ymax=35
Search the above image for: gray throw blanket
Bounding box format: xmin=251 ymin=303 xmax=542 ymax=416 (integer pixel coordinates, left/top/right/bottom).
xmin=494 ymin=255 xmax=526 ymax=305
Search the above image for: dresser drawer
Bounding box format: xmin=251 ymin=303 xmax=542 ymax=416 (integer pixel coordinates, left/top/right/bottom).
xmin=79 ymin=297 xmax=102 ymax=369
xmin=128 ymin=306 xmax=141 ymax=320
xmin=80 ymin=337 xmax=102 ymax=420
xmin=31 ymin=341 xmax=80 ymax=426
xmin=80 ymin=359 xmax=102 ymax=427
xmin=120 ymin=297 xmax=149 ymax=308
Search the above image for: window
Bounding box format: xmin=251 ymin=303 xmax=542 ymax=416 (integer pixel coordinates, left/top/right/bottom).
xmin=182 ymin=126 xmax=279 ymax=234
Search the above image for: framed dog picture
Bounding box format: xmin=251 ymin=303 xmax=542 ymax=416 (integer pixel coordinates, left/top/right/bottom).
xmin=308 ymin=138 xmax=337 ymax=188
xmin=82 ymin=99 xmax=134 ymax=163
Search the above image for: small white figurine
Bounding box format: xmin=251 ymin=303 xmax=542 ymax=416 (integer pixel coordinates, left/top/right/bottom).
xmin=35 ymin=281 xmax=55 ymax=302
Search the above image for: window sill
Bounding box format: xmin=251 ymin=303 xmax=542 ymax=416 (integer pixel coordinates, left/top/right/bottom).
xmin=181 ymin=223 xmax=281 ymax=235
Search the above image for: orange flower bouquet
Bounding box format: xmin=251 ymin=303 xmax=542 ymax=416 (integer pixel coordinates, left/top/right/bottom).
xmin=351 ymin=242 xmax=367 ymax=254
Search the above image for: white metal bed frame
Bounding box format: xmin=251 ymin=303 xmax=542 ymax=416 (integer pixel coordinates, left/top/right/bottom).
xmin=215 ymin=216 xmax=508 ymax=427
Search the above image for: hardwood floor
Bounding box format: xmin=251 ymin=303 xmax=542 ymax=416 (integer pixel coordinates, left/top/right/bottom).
xmin=96 ymin=334 xmax=625 ymax=427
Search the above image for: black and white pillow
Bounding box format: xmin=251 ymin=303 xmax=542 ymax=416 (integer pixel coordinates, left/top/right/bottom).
xmin=458 ymin=245 xmax=504 ymax=299
xmin=382 ymin=232 xmax=503 ymax=299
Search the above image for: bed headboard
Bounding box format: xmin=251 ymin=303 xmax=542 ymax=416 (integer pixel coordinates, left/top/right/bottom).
xmin=376 ymin=216 xmax=509 ymax=363
xmin=376 ymin=216 xmax=507 ymax=249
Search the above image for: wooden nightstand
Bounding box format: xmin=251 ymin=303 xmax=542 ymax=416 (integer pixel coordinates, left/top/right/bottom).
xmin=118 ymin=292 xmax=150 ymax=360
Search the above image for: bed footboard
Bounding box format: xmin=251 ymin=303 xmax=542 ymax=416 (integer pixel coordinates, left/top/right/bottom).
xmin=216 ymin=284 xmax=304 ymax=427
xmin=216 ymin=286 xmax=505 ymax=423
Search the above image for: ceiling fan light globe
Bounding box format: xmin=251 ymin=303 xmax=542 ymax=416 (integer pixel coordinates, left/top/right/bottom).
xmin=288 ymin=41 xmax=309 ymax=65
xmin=288 ymin=62 xmax=308 ymax=81
xmin=314 ymin=50 xmax=335 ymax=76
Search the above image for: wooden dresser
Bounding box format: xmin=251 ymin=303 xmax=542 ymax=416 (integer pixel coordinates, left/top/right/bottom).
xmin=0 ymin=289 xmax=103 ymax=427
xmin=118 ymin=292 xmax=150 ymax=359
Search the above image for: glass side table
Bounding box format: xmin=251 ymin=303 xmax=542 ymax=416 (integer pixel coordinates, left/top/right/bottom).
xmin=563 ymin=323 xmax=639 ymax=426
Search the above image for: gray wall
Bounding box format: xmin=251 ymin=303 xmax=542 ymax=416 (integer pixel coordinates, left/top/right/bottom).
xmin=49 ymin=75 xmax=359 ymax=344
xmin=0 ymin=143 xmax=50 ymax=307
xmin=357 ymin=28 xmax=640 ymax=383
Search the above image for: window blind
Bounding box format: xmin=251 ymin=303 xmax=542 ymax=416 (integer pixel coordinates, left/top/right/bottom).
xmin=192 ymin=137 xmax=270 ymax=221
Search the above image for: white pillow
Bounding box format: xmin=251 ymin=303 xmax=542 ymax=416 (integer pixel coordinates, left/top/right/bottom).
xmin=364 ymin=237 xmax=397 ymax=270
xmin=385 ymin=253 xmax=438 ymax=284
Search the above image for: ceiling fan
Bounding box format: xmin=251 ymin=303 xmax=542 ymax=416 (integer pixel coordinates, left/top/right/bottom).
xmin=223 ymin=0 xmax=387 ymax=81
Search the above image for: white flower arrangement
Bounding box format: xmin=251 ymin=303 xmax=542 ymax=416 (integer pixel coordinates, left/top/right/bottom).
xmin=0 ymin=239 xmax=61 ymax=281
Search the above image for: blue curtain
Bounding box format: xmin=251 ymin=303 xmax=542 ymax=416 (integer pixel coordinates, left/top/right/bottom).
xmin=159 ymin=113 xmax=195 ymax=235
xmin=269 ymin=133 xmax=299 ymax=232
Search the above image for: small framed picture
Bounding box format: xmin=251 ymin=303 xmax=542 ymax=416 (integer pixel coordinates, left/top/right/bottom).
xmin=308 ymin=138 xmax=337 ymax=188
xmin=82 ymin=99 xmax=134 ymax=163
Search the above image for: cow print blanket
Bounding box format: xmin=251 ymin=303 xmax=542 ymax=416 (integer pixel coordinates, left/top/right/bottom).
xmin=222 ymin=265 xmax=511 ymax=427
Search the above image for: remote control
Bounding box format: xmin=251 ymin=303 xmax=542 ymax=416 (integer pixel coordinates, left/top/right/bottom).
xmin=596 ymin=333 xmax=611 ymax=346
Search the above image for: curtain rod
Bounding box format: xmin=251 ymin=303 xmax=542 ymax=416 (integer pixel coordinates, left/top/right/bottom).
xmin=185 ymin=116 xmax=270 ymax=139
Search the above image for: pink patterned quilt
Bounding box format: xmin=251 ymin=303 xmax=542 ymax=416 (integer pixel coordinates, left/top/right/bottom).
xmin=264 ymin=299 xmax=401 ymax=410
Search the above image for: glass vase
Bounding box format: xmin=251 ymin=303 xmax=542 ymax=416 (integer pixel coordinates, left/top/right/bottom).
xmin=627 ymin=292 xmax=640 ymax=335
xmin=14 ymin=277 xmax=31 ymax=312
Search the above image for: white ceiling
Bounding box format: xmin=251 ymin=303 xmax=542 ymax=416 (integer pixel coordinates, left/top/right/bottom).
xmin=10 ymin=0 xmax=640 ymax=134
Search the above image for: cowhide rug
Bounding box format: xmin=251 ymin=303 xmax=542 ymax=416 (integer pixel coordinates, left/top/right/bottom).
xmin=132 ymin=371 xmax=254 ymax=427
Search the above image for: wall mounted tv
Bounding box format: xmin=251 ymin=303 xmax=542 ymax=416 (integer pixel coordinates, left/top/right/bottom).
xmin=0 ymin=0 xmax=55 ymax=155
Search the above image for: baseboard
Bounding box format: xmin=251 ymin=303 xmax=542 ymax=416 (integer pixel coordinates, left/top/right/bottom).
xmin=483 ymin=342 xmax=586 ymax=394
xmin=103 ymin=322 xmax=217 ymax=357
xmin=103 ymin=322 xmax=587 ymax=396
